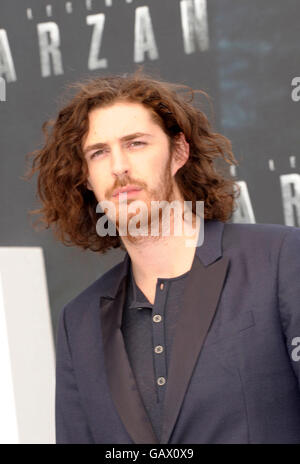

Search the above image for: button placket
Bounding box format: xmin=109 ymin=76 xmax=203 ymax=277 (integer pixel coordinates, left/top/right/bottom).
xmin=152 ymin=279 xmax=168 ymax=402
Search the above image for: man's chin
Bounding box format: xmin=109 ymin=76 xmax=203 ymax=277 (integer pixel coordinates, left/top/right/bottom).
xmin=120 ymin=230 xmax=162 ymax=246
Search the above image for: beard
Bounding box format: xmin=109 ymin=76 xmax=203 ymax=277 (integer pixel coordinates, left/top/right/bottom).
xmin=113 ymin=154 xmax=177 ymax=246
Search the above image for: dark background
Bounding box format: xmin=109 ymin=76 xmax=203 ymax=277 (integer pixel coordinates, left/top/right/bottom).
xmin=0 ymin=0 xmax=299 ymax=341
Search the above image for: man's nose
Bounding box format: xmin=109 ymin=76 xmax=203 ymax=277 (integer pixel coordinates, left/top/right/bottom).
xmin=110 ymin=146 xmax=131 ymax=177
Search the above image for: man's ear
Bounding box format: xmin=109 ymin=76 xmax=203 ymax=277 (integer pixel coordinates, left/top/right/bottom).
xmin=171 ymin=132 xmax=190 ymax=175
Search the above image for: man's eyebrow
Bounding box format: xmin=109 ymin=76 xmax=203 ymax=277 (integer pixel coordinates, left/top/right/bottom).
xmin=83 ymin=132 xmax=153 ymax=154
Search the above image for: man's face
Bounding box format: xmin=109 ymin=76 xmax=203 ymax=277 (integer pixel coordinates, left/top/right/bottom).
xmin=82 ymin=100 xmax=188 ymax=241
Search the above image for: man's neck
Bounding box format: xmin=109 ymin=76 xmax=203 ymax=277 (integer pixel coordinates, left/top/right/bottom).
xmin=122 ymin=212 xmax=201 ymax=288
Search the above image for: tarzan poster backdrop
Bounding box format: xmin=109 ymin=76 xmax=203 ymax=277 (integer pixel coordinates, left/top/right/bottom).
xmin=0 ymin=0 xmax=299 ymax=336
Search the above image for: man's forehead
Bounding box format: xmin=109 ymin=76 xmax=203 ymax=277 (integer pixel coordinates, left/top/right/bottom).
xmin=84 ymin=103 xmax=159 ymax=145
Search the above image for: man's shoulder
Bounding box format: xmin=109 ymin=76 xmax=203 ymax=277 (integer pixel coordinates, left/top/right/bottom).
xmin=223 ymin=221 xmax=300 ymax=248
xmin=219 ymin=222 xmax=300 ymax=289
xmin=61 ymin=255 xmax=126 ymax=321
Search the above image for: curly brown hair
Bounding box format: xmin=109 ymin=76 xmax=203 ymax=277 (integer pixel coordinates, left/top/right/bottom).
xmin=24 ymin=68 xmax=240 ymax=254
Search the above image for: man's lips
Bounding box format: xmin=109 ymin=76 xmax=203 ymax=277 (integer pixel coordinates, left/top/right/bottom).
xmin=112 ymin=187 xmax=143 ymax=197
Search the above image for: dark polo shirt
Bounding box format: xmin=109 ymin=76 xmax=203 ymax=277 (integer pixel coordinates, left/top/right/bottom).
xmin=120 ymin=256 xmax=193 ymax=442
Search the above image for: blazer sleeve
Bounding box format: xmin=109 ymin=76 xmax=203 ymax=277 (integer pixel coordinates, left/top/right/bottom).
xmin=55 ymin=305 xmax=94 ymax=444
xmin=278 ymin=227 xmax=300 ymax=390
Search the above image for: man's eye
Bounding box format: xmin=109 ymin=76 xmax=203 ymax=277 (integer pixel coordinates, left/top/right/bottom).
xmin=90 ymin=141 xmax=145 ymax=159
xmin=90 ymin=149 xmax=105 ymax=159
xmin=130 ymin=141 xmax=146 ymax=147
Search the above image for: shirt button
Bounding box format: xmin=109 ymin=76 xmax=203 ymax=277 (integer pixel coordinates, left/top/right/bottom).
xmin=153 ymin=314 xmax=162 ymax=323
xmin=157 ymin=376 xmax=166 ymax=386
xmin=154 ymin=345 xmax=164 ymax=354
xmin=160 ymin=283 xmax=164 ymax=290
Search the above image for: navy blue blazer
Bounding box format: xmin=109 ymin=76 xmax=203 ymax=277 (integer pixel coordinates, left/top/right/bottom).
xmin=55 ymin=219 xmax=300 ymax=444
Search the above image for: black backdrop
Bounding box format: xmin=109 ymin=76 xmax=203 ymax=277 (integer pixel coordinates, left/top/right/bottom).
xmin=0 ymin=0 xmax=299 ymax=340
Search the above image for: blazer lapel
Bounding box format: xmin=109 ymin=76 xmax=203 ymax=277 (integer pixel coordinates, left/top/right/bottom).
xmin=160 ymin=220 xmax=229 ymax=444
xmin=99 ymin=255 xmax=159 ymax=444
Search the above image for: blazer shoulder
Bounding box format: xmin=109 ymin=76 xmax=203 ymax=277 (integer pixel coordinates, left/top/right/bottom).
xmin=223 ymin=221 xmax=300 ymax=248
xmin=61 ymin=255 xmax=126 ymax=322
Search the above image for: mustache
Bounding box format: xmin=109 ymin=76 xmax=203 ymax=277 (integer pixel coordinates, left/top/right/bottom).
xmin=108 ymin=179 xmax=146 ymax=197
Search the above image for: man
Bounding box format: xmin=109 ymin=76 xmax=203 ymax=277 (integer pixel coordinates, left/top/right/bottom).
xmin=26 ymin=70 xmax=300 ymax=444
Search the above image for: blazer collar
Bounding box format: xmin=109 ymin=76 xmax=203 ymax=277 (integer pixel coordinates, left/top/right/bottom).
xmin=99 ymin=219 xmax=229 ymax=444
